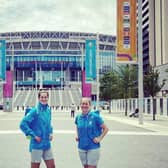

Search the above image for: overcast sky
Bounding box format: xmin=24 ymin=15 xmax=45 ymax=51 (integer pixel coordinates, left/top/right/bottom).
xmin=0 ymin=0 xmax=116 ymax=35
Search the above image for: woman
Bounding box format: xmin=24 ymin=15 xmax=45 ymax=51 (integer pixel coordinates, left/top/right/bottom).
xmin=75 ymin=97 xmax=108 ymax=168
xmin=20 ymin=89 xmax=55 ymax=168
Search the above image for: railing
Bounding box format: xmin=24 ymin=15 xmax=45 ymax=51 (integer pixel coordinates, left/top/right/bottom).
xmin=110 ymin=97 xmax=168 ymax=117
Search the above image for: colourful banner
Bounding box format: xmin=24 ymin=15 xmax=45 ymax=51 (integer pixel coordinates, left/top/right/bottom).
xmin=85 ymin=40 xmax=96 ymax=82
xmin=117 ymin=0 xmax=137 ymax=62
xmin=3 ymin=71 xmax=13 ymax=98
xmin=0 ymin=40 xmax=6 ymax=81
xmin=82 ymin=70 xmax=91 ymax=97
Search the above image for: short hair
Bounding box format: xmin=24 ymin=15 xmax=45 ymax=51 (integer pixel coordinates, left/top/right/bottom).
xmin=38 ymin=89 xmax=49 ymax=98
xmin=80 ymin=97 xmax=91 ymax=105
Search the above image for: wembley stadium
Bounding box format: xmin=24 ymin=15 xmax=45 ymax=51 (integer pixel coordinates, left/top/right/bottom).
xmin=0 ymin=31 xmax=116 ymax=110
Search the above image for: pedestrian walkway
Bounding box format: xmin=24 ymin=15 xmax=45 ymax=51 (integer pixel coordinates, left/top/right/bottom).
xmin=1 ymin=109 xmax=168 ymax=134
xmin=103 ymin=111 xmax=168 ymax=135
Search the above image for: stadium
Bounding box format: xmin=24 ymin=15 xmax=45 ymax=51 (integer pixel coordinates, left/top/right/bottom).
xmin=0 ymin=31 xmax=116 ymax=110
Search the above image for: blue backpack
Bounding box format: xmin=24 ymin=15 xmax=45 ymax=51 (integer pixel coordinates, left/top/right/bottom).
xmin=25 ymin=107 xmax=32 ymax=116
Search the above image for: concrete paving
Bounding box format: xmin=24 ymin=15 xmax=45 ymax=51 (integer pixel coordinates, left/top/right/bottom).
xmin=0 ymin=110 xmax=168 ymax=168
xmin=104 ymin=111 xmax=168 ymax=134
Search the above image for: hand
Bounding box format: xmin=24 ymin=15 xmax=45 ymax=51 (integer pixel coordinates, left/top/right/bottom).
xmin=35 ymin=136 xmax=41 ymax=143
xmin=49 ymin=134 xmax=53 ymax=141
xmin=75 ymin=137 xmax=79 ymax=141
xmin=93 ymin=137 xmax=101 ymax=143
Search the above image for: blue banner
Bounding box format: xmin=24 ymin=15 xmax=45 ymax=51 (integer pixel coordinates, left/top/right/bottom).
xmin=0 ymin=40 xmax=6 ymax=81
xmin=85 ymin=40 xmax=96 ymax=82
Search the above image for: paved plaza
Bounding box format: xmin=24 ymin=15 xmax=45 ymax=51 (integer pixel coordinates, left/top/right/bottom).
xmin=0 ymin=111 xmax=168 ymax=168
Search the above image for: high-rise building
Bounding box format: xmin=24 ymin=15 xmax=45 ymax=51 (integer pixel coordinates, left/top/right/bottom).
xmin=142 ymin=0 xmax=168 ymax=68
xmin=141 ymin=0 xmax=168 ymax=92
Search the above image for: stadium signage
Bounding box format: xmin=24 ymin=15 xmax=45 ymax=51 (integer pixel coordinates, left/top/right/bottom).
xmin=0 ymin=40 xmax=6 ymax=81
xmin=117 ymin=0 xmax=137 ymax=63
xmin=85 ymin=40 xmax=96 ymax=82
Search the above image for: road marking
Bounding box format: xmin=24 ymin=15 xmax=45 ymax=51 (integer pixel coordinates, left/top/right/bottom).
xmin=0 ymin=130 xmax=168 ymax=136
xmin=0 ymin=118 xmax=74 ymax=121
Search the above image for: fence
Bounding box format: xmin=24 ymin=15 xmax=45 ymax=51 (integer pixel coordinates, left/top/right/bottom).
xmin=110 ymin=97 xmax=168 ymax=116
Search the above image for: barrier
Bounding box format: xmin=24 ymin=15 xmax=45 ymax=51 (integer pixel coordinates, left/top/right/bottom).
xmin=110 ymin=97 xmax=168 ymax=117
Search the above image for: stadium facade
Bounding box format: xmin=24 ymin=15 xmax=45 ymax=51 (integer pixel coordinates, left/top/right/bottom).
xmin=0 ymin=31 xmax=116 ymax=89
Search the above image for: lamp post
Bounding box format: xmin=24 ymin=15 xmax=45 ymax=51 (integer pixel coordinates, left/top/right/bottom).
xmin=96 ymin=33 xmax=100 ymax=110
xmin=35 ymin=61 xmax=38 ymax=103
xmin=138 ymin=0 xmax=144 ymax=124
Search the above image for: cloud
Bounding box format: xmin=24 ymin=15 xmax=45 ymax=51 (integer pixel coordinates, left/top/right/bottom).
xmin=0 ymin=0 xmax=116 ymax=35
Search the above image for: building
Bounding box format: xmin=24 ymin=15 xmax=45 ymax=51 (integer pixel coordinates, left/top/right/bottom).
xmin=141 ymin=0 xmax=168 ymax=93
xmin=0 ymin=31 xmax=116 ymax=89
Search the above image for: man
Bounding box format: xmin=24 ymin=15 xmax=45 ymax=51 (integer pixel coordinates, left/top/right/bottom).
xmin=71 ymin=103 xmax=76 ymax=118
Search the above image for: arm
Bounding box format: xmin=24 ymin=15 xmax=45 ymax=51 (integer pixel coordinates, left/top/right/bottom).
xmin=75 ymin=126 xmax=79 ymax=141
xmin=49 ymin=109 xmax=53 ymax=140
xmin=75 ymin=115 xmax=79 ymax=141
xmin=93 ymin=123 xmax=109 ymax=143
xmin=49 ymin=128 xmax=53 ymax=141
xmin=19 ymin=109 xmax=37 ymax=138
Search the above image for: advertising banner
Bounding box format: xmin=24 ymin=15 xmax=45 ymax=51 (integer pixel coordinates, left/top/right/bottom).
xmin=85 ymin=40 xmax=96 ymax=82
xmin=117 ymin=0 xmax=137 ymax=63
xmin=0 ymin=40 xmax=6 ymax=81
xmin=3 ymin=71 xmax=13 ymax=98
xmin=82 ymin=70 xmax=91 ymax=97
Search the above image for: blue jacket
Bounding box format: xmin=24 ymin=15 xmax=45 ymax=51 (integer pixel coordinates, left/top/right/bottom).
xmin=20 ymin=103 xmax=53 ymax=152
xmin=75 ymin=111 xmax=104 ymax=150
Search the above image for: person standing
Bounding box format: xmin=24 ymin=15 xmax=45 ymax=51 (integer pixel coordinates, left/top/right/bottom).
xmin=71 ymin=103 xmax=76 ymax=118
xmin=75 ymin=97 xmax=108 ymax=168
xmin=20 ymin=89 xmax=55 ymax=168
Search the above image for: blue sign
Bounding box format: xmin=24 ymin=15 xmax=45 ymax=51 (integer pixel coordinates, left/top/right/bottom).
xmin=85 ymin=40 xmax=96 ymax=82
xmin=0 ymin=40 xmax=6 ymax=81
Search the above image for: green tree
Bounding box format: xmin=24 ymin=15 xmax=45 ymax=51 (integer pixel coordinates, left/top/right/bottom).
xmin=99 ymin=65 xmax=138 ymax=114
xmin=100 ymin=71 xmax=120 ymax=113
xmin=117 ymin=65 xmax=138 ymax=116
xmin=144 ymin=65 xmax=166 ymax=120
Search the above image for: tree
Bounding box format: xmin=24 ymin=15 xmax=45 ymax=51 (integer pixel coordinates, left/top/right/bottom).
xmin=117 ymin=64 xmax=138 ymax=116
xmin=100 ymin=71 xmax=121 ymax=113
xmin=99 ymin=65 xmax=138 ymax=115
xmin=144 ymin=65 xmax=166 ymax=120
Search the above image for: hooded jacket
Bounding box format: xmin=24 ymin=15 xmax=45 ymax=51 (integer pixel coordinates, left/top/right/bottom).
xmin=20 ymin=102 xmax=53 ymax=152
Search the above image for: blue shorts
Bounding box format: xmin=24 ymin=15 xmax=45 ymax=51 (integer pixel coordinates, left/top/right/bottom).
xmin=78 ymin=148 xmax=100 ymax=166
xmin=31 ymin=148 xmax=54 ymax=163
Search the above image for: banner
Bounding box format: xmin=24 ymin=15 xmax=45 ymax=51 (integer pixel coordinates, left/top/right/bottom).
xmin=85 ymin=40 xmax=96 ymax=82
xmin=82 ymin=70 xmax=91 ymax=97
xmin=117 ymin=0 xmax=137 ymax=63
xmin=3 ymin=71 xmax=13 ymax=98
xmin=0 ymin=40 xmax=6 ymax=81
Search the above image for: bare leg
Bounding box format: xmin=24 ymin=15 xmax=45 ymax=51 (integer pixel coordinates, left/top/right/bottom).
xmin=44 ymin=159 xmax=56 ymax=168
xmin=31 ymin=162 xmax=40 ymax=168
xmin=88 ymin=166 xmax=96 ymax=168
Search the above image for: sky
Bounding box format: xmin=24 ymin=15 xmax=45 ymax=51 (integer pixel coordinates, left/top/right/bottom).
xmin=0 ymin=0 xmax=116 ymax=35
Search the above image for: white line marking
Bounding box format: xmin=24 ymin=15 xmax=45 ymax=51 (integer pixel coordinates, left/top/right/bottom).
xmin=0 ymin=130 xmax=168 ymax=136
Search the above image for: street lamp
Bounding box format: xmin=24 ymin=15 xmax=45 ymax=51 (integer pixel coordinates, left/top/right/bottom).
xmin=138 ymin=0 xmax=144 ymax=124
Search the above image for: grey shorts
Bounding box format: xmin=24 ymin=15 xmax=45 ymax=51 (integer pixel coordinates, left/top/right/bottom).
xmin=78 ymin=148 xmax=100 ymax=166
xmin=31 ymin=148 xmax=54 ymax=163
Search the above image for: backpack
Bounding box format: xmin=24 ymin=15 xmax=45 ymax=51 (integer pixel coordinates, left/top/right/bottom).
xmin=25 ymin=107 xmax=32 ymax=116
xmin=25 ymin=105 xmax=41 ymax=116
